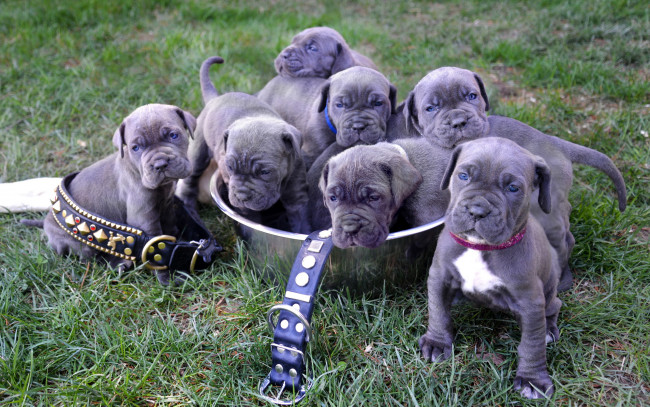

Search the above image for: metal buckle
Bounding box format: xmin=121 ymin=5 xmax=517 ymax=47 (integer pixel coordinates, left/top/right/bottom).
xmin=259 ymin=373 xmax=313 ymax=405
xmin=188 ymin=239 xmax=207 ymax=273
xmin=141 ymin=235 xmax=176 ymax=270
xmin=266 ymin=304 xmax=313 ymax=343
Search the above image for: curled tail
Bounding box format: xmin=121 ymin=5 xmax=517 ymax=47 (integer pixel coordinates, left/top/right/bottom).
xmin=200 ymin=56 xmax=225 ymax=104
xmin=20 ymin=219 xmax=45 ymax=228
xmin=558 ymin=139 xmax=627 ymax=211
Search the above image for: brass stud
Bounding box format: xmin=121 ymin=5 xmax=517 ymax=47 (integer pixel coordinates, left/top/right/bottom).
xmin=157 ymin=242 xmax=166 ymax=250
xmin=124 ymin=248 xmax=132 ymax=256
xmin=62 ymin=210 xmax=67 ymax=217
xmin=126 ymin=236 xmax=134 ymax=244
xmin=65 ymin=215 xmax=76 ymax=227
xmin=148 ymin=246 xmax=155 ymax=254
xmin=50 ymin=195 xmax=58 ymax=204
xmin=51 ymin=201 xmax=62 ymax=213
xmin=77 ymin=222 xmax=90 ymax=235
xmin=154 ymin=254 xmax=162 ymax=262
xmin=93 ymin=229 xmax=108 ymax=243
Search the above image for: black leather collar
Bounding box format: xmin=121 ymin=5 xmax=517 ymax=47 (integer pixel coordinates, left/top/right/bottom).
xmin=259 ymin=229 xmax=334 ymax=405
xmin=51 ymin=172 xmax=221 ymax=276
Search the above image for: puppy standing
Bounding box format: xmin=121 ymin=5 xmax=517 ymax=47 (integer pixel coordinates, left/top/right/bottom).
xmin=176 ymin=57 xmax=310 ymax=233
xmin=33 ymin=104 xmax=196 ymax=283
xmin=258 ymin=66 xmax=397 ymax=169
xmin=419 ymin=137 xmax=562 ymax=399
xmin=274 ymin=26 xmax=377 ymax=78
xmin=394 ymin=66 xmax=627 ymax=290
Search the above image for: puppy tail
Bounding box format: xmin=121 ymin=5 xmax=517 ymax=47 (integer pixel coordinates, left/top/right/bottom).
xmin=200 ymin=56 xmax=225 ymax=104
xmin=20 ymin=219 xmax=44 ymax=228
xmin=560 ymin=139 xmax=628 ymax=212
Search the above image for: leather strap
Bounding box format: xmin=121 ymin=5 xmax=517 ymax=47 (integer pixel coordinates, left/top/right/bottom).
xmin=51 ymin=172 xmax=221 ymax=274
xmin=260 ymin=229 xmax=334 ymax=404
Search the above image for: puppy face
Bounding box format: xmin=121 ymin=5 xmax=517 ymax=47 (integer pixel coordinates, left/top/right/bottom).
xmin=404 ymin=67 xmax=490 ymax=149
xmin=320 ymin=143 xmax=422 ymax=248
xmin=441 ymin=138 xmax=552 ymax=245
xmin=113 ymin=104 xmax=195 ymax=189
xmin=319 ymin=67 xmax=397 ymax=148
xmin=218 ymin=118 xmax=301 ymax=212
xmin=275 ymin=27 xmax=355 ymax=78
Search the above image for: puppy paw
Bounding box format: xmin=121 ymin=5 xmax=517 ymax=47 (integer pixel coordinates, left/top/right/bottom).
xmin=418 ymin=333 xmax=452 ymax=363
xmin=546 ymin=325 xmax=560 ymax=344
xmin=513 ymin=374 xmax=554 ymax=399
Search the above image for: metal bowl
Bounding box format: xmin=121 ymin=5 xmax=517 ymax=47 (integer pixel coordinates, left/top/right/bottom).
xmin=210 ymin=180 xmax=445 ymax=294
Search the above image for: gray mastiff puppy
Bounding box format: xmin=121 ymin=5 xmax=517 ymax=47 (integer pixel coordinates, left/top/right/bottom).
xmin=312 ymin=138 xmax=450 ymax=245
xmin=420 ymin=137 xmax=561 ymax=399
xmin=274 ymin=26 xmax=377 ymax=78
xmin=38 ymin=103 xmax=196 ymax=282
xmin=176 ymin=56 xmax=310 ymax=233
xmin=395 ymin=66 xmax=627 ymax=291
xmin=258 ymin=66 xmax=397 ymax=169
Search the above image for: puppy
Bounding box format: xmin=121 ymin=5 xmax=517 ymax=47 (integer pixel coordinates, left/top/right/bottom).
xmin=419 ymin=137 xmax=561 ymax=399
xmin=176 ymin=57 xmax=309 ymax=233
xmin=314 ymin=138 xmax=450 ymax=247
xmin=258 ymin=66 xmax=397 ymax=169
xmin=274 ymin=26 xmax=377 ymax=78
xmin=34 ymin=104 xmax=197 ymax=283
xmin=395 ymin=66 xmax=627 ymax=290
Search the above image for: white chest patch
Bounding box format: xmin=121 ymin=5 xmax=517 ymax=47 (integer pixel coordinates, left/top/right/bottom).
xmin=453 ymin=249 xmax=504 ymax=293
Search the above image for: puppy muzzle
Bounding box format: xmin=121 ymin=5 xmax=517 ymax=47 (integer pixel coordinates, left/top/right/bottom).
xmin=332 ymin=212 xmax=387 ymax=249
xmin=142 ymin=151 xmax=191 ymax=189
xmin=228 ymin=183 xmax=280 ymax=212
xmin=338 ymin=117 xmax=385 ymax=147
xmin=427 ymin=109 xmax=487 ymax=149
xmin=449 ymin=194 xmax=509 ymax=244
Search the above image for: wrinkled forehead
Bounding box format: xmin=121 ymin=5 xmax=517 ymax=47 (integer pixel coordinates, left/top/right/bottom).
xmin=295 ymin=27 xmax=342 ymax=43
xmin=457 ymin=140 xmax=534 ymax=179
xmin=330 ymin=69 xmax=390 ymax=96
xmin=415 ymin=67 xmax=478 ymax=99
xmin=123 ymin=105 xmax=180 ymax=137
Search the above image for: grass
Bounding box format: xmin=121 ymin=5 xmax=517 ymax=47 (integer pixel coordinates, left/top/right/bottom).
xmin=1 ymin=0 xmax=649 ymax=405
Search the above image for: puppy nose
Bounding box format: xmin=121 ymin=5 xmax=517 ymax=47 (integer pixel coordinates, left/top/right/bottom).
xmin=152 ymin=158 xmax=169 ymax=172
xmin=341 ymin=216 xmax=367 ymax=235
xmin=235 ymin=190 xmax=251 ymax=201
xmin=468 ymin=203 xmax=490 ymax=219
xmin=451 ymin=115 xmax=467 ymax=129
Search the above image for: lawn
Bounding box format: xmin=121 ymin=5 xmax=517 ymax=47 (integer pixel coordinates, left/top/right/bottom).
xmin=1 ymin=0 xmax=648 ymax=405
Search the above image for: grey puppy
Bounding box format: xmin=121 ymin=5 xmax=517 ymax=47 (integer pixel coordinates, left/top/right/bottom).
xmin=176 ymin=57 xmax=309 ymax=233
xmin=39 ymin=103 xmax=196 ymax=282
xmin=258 ymin=66 xmax=397 ymax=169
xmin=396 ymin=66 xmax=627 ymax=291
xmin=314 ymin=138 xmax=450 ymax=247
xmin=274 ymin=26 xmax=377 ymax=78
xmin=420 ymin=137 xmax=561 ymax=399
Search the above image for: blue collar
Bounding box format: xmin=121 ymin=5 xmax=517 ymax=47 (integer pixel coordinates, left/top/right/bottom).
xmin=324 ymin=103 xmax=337 ymax=135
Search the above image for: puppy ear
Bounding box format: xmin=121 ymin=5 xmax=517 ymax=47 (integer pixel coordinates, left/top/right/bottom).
xmin=112 ymin=122 xmax=126 ymax=159
xmin=317 ymin=81 xmax=331 ymax=112
xmin=175 ymin=108 xmax=197 ymax=139
xmin=473 ymin=72 xmax=490 ymax=112
xmin=281 ymin=126 xmax=303 ymax=157
xmin=379 ymin=156 xmax=422 ymax=206
xmin=389 ymin=84 xmax=398 ymax=115
xmin=403 ymin=91 xmax=422 ymax=136
xmin=534 ymin=157 xmax=553 ymax=214
xmin=318 ymin=160 xmax=331 ymax=197
xmin=440 ymin=145 xmax=463 ymax=190
xmin=330 ymin=42 xmax=355 ymax=75
xmin=222 ymin=130 xmax=229 ymax=152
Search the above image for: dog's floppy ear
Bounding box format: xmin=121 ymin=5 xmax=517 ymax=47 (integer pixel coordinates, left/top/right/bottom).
xmin=112 ymin=122 xmax=126 ymax=158
xmin=318 ymin=160 xmax=332 ymax=201
xmin=440 ymin=145 xmax=463 ymax=190
xmin=403 ymin=91 xmax=422 ymax=136
xmin=473 ymin=72 xmax=490 ymax=112
xmin=317 ymin=81 xmax=331 ymax=112
xmin=389 ymin=84 xmax=398 ymax=115
xmin=534 ymin=157 xmax=552 ymax=214
xmin=221 ymin=130 xmax=229 ymax=153
xmin=330 ymin=42 xmax=355 ymax=75
xmin=379 ymin=154 xmax=422 ymax=207
xmin=175 ymin=108 xmax=197 ymax=139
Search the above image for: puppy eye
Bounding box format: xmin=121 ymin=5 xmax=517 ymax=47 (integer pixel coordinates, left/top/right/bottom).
xmin=425 ymin=105 xmax=439 ymax=112
xmin=458 ymin=172 xmax=469 ymax=181
xmin=507 ymin=184 xmax=520 ymax=192
xmin=336 ymin=102 xmax=344 ymax=109
xmin=368 ymin=194 xmax=381 ymax=202
xmin=307 ymin=44 xmax=318 ymax=52
xmin=373 ymin=101 xmax=383 ymax=107
xmin=467 ymin=93 xmax=478 ymax=101
xmin=169 ymin=132 xmax=179 ymax=140
xmin=131 ymin=145 xmax=140 ymax=152
xmin=329 ymin=195 xmax=338 ymax=202
xmin=259 ymin=169 xmax=271 ymax=175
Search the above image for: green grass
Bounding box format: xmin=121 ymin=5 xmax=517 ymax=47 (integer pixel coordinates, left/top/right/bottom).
xmin=1 ymin=0 xmax=649 ymax=405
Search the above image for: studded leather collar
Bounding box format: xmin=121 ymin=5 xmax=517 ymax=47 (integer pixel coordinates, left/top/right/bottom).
xmin=50 ymin=172 xmax=221 ymax=273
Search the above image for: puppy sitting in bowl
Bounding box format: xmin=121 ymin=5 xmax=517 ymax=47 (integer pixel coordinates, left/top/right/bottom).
xmin=419 ymin=137 xmax=561 ymax=399
xmin=176 ymin=57 xmax=310 ymax=234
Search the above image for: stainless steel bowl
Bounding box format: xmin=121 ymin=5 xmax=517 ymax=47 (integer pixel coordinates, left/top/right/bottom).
xmin=210 ymin=180 xmax=445 ymax=293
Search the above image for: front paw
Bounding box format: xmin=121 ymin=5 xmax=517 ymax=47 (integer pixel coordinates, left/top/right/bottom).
xmin=419 ymin=333 xmax=452 ymax=362
xmin=513 ymin=373 xmax=554 ymax=399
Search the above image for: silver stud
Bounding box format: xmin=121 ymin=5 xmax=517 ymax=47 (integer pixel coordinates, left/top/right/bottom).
xmin=275 ymin=364 xmax=284 ymax=374
xmin=301 ymin=255 xmax=316 ymax=269
xmin=280 ymin=319 xmax=289 ymax=329
xmin=289 ymin=369 xmax=297 ymax=378
xmin=295 ymin=323 xmax=304 ymax=333
xmin=295 ymin=272 xmax=309 ymax=287
xmin=318 ymin=229 xmax=332 ymax=239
